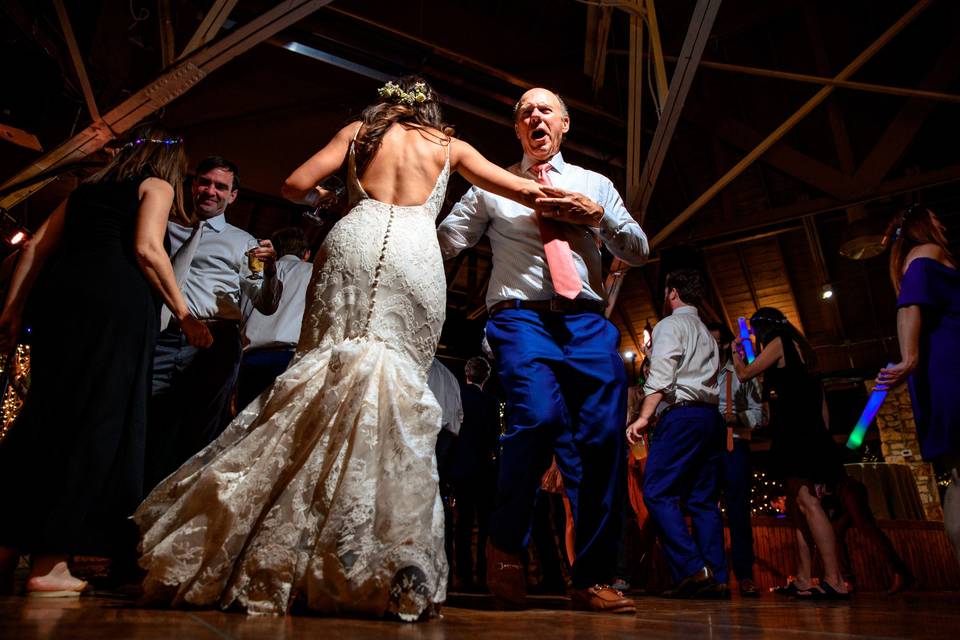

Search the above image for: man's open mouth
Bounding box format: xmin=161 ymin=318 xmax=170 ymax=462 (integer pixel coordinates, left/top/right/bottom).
xmin=531 ymin=129 xmax=548 ymax=140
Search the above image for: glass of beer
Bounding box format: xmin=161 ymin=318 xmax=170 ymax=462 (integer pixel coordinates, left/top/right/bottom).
xmin=246 ymin=240 xmax=265 ymax=280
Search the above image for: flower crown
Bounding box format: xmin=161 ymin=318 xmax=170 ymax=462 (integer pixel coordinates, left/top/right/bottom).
xmin=377 ymin=81 xmax=429 ymax=106
xmin=120 ymin=136 xmax=183 ymax=150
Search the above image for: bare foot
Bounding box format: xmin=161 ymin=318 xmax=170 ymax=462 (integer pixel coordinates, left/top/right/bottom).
xmin=793 ymin=577 xmax=814 ymax=591
xmin=26 ymin=556 xmax=86 ymax=594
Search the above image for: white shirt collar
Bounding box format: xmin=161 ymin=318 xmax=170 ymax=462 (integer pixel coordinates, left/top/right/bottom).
xmin=198 ymin=213 xmax=226 ymax=232
xmin=520 ymin=151 xmax=567 ymax=176
xmin=672 ymin=305 xmax=699 ymax=317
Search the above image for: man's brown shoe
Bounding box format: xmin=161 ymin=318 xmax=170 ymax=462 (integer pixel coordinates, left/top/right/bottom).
xmin=570 ymin=585 xmax=636 ymax=614
xmin=485 ymin=541 xmax=526 ymax=609
xmin=662 ymin=566 xmax=715 ymax=599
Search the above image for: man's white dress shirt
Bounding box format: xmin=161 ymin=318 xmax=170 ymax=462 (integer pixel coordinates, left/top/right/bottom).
xmin=437 ymin=152 xmax=649 ymax=307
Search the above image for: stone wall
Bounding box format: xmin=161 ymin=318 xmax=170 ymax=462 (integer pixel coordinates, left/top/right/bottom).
xmin=868 ymin=381 xmax=943 ymax=521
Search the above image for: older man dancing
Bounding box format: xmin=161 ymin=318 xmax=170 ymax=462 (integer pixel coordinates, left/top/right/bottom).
xmin=438 ymin=88 xmax=648 ymax=613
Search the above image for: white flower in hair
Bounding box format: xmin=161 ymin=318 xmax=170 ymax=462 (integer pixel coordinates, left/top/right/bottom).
xmin=377 ymin=80 xmax=429 ymax=106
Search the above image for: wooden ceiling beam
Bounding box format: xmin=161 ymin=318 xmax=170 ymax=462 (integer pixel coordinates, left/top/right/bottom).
xmin=668 ymin=58 xmax=960 ymax=105
xmin=157 ymin=0 xmax=177 ymax=68
xmin=803 ymin=217 xmax=848 ymax=347
xmin=660 ymin=162 xmax=960 ymax=247
xmin=605 ymin=0 xmax=721 ymax=318
xmin=615 ymin=302 xmax=645 ymax=358
xmin=634 ymin=0 xmax=722 ymax=222
xmin=735 ymin=246 xmax=760 ymax=311
xmin=325 ymin=4 xmax=624 ymax=127
xmin=0 ymin=0 xmax=334 ymax=210
xmin=178 ymin=0 xmax=239 ymax=60
xmin=53 ymin=0 xmax=100 ymax=123
xmin=649 ymin=0 xmax=934 ymax=249
xmin=703 ymin=252 xmax=734 ymax=330
xmin=854 ymin=25 xmax=960 ymax=190
xmin=683 ymin=103 xmax=862 ymax=199
xmin=774 ymin=235 xmax=807 ymax=335
xmin=585 ymin=5 xmax=614 ymax=94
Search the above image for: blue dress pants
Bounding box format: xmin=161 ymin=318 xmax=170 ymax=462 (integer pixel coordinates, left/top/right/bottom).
xmin=721 ymin=438 xmax=755 ymax=581
xmin=643 ymin=405 xmax=728 ymax=584
xmin=485 ymin=309 xmax=626 ymax=588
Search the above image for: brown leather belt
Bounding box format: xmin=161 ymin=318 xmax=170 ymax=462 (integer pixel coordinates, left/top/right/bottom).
xmin=488 ymin=298 xmax=606 ymax=317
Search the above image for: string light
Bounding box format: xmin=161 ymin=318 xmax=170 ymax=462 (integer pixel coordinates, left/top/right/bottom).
xmin=0 ymin=344 xmax=31 ymax=445
xmin=749 ymin=470 xmax=786 ymax=516
xmin=119 ymin=136 xmax=183 ymax=149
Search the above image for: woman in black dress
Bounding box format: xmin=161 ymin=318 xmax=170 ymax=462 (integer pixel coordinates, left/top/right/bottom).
xmin=0 ymin=125 xmax=212 ymax=596
xmin=732 ymin=307 xmax=849 ymax=599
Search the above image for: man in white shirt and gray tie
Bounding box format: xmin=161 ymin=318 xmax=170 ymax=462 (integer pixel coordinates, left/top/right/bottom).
xmin=626 ymin=269 xmax=727 ymax=598
xmin=708 ymin=321 xmax=765 ymax=597
xmin=145 ymin=156 xmax=282 ymax=491
xmin=438 ymin=88 xmax=648 ymax=613
xmin=236 ymin=227 xmax=313 ymax=411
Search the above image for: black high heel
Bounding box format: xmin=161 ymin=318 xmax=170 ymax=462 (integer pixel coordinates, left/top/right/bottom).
xmin=819 ymin=581 xmax=851 ymax=601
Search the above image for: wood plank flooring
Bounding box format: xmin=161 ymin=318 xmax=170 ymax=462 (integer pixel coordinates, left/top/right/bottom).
xmin=1 ymin=591 xmax=958 ymax=639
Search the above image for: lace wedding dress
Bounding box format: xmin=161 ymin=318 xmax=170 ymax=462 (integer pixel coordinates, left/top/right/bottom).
xmin=134 ymin=140 xmax=450 ymax=620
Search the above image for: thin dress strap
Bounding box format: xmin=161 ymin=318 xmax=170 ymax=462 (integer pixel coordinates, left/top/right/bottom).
xmin=347 ymin=124 xmax=367 ymax=203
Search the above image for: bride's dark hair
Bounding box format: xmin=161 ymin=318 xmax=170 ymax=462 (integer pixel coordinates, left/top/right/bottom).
xmin=354 ymin=75 xmax=454 ymax=175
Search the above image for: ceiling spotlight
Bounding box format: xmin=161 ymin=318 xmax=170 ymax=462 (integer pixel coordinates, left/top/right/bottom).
xmin=6 ymin=229 xmax=27 ymax=246
xmin=623 ymin=350 xmax=635 ymax=361
xmin=821 ymin=284 xmax=834 ymax=300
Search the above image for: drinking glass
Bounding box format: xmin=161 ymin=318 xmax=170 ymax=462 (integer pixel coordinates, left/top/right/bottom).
xmin=303 ymin=175 xmax=346 ymax=225
xmin=246 ymin=239 xmax=264 ymax=280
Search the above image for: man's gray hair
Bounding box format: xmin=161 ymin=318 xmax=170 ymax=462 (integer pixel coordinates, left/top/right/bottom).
xmin=513 ymin=90 xmax=569 ymax=121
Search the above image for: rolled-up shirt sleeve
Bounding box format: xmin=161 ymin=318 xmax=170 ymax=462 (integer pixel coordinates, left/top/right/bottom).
xmin=643 ymin=317 xmax=682 ymax=397
xmin=438 ymin=186 xmax=490 ymax=260
xmin=240 ymin=270 xmax=282 ymax=316
xmin=597 ymin=177 xmax=649 ymax=266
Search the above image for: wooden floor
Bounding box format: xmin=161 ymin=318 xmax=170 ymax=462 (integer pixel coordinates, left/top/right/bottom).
xmin=2 ymin=591 xmax=958 ymax=639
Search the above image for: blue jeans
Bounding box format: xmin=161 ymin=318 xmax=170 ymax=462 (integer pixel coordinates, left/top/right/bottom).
xmin=485 ymin=309 xmax=626 ymax=588
xmin=643 ymin=405 xmax=728 ymax=584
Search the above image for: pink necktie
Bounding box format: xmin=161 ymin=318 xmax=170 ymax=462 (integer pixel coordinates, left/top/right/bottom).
xmin=531 ymin=162 xmax=582 ymax=299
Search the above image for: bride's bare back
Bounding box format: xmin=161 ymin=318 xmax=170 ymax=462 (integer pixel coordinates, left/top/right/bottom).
xmin=283 ymin=119 xmax=542 ymax=211
xmin=356 ymin=124 xmax=449 ymax=206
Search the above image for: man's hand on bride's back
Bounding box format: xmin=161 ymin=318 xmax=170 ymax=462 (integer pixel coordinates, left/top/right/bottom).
xmin=536 ymin=186 xmax=603 ymax=227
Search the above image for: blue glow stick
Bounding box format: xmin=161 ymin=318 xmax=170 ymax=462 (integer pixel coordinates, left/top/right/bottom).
xmin=737 ymin=317 xmax=756 ymax=364
xmin=846 ymin=386 xmax=888 ymax=449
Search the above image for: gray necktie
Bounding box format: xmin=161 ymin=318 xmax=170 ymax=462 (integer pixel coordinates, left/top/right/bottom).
xmin=160 ymin=223 xmax=203 ymax=330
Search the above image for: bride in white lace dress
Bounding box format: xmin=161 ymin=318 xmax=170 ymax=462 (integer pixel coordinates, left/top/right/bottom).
xmin=133 ymin=77 xmax=544 ymax=621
